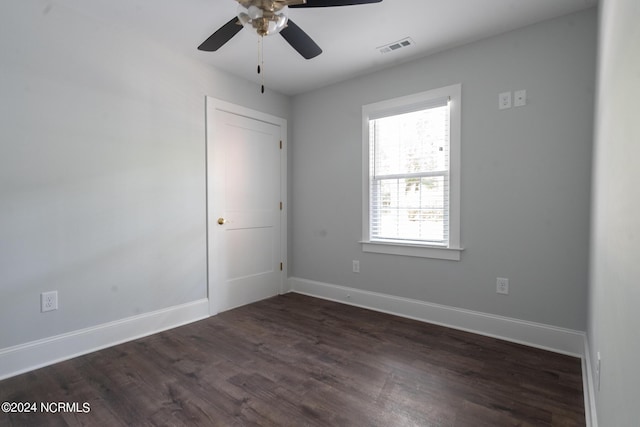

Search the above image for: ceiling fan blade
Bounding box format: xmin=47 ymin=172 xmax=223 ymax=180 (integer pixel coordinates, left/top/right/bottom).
xmin=290 ymin=0 xmax=382 ymax=8
xmin=198 ymin=17 xmax=243 ymax=51
xmin=280 ymin=19 xmax=322 ymax=59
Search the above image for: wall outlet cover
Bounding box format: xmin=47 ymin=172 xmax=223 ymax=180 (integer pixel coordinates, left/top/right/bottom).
xmin=496 ymin=278 xmax=509 ymax=295
xmin=352 ymin=260 xmax=360 ymax=273
xmin=499 ymin=92 xmax=512 ymax=110
xmin=41 ymin=291 xmax=58 ymax=312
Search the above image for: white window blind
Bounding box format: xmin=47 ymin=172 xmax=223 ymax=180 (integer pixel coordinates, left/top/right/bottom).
xmin=369 ymin=97 xmax=450 ymax=246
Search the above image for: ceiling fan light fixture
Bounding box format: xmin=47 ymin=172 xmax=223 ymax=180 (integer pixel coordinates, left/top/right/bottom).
xmin=247 ymin=5 xmax=264 ymax=19
xmin=199 ymin=0 xmax=383 ymax=93
xmin=237 ymin=4 xmax=289 ymax=37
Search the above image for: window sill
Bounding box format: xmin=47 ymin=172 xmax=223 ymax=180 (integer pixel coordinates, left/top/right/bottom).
xmin=360 ymin=241 xmax=463 ymax=261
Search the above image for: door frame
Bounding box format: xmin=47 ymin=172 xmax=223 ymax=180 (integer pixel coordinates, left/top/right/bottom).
xmin=205 ymin=97 xmax=287 ymax=316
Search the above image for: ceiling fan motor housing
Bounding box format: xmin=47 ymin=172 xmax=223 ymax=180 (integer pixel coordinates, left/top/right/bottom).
xmin=236 ymin=0 xmax=306 ymax=36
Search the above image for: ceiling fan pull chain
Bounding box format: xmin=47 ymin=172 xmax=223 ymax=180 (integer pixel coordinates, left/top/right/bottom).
xmin=259 ymin=36 xmax=265 ymax=93
xmin=257 ymin=35 xmax=261 ymax=75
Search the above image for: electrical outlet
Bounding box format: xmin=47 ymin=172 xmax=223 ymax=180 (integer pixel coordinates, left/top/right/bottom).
xmin=496 ymin=278 xmax=509 ymax=295
xmin=352 ymin=260 xmax=360 ymax=273
xmin=41 ymin=291 xmax=58 ymax=312
xmin=499 ymin=91 xmax=512 ymax=110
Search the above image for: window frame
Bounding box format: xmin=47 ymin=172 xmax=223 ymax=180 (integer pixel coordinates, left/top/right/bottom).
xmin=361 ymin=84 xmax=463 ymax=261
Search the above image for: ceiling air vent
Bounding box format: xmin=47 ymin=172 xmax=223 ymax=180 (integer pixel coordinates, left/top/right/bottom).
xmin=377 ymin=37 xmax=415 ymax=54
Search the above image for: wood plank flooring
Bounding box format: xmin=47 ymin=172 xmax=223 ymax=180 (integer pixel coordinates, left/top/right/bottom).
xmin=0 ymin=293 xmax=585 ymax=426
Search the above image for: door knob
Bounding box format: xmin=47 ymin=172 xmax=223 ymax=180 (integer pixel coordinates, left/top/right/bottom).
xmin=217 ymin=217 xmax=226 ymax=225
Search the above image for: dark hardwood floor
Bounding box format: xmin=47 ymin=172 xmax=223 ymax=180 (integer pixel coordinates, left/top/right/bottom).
xmin=0 ymin=293 xmax=585 ymax=426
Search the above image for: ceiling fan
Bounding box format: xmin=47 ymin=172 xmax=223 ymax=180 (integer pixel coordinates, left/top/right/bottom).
xmin=197 ymin=0 xmax=383 ymax=60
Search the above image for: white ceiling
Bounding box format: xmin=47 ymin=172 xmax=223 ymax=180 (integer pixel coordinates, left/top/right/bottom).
xmin=53 ymin=0 xmax=597 ymax=96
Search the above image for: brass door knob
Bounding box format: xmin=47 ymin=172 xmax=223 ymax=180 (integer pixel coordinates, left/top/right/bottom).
xmin=217 ymin=218 xmax=226 ymax=225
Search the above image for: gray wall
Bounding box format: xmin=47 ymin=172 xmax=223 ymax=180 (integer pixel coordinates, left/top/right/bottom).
xmin=290 ymin=8 xmax=597 ymax=330
xmin=588 ymin=0 xmax=640 ymax=425
xmin=0 ymin=1 xmax=290 ymax=349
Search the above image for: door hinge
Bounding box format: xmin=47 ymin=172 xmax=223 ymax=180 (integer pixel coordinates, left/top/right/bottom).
xmin=279 ymin=140 xmax=282 ymax=149
xmin=280 ymin=201 xmax=283 ymax=210
xmin=280 ymin=262 xmax=283 ymax=271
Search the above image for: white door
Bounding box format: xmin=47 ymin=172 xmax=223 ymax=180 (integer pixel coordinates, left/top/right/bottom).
xmin=206 ymin=98 xmax=286 ymax=314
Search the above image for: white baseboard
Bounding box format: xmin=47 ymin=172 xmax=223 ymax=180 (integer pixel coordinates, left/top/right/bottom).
xmin=288 ymin=277 xmax=586 ymax=357
xmin=582 ymin=337 xmax=599 ymax=427
xmin=1 ymin=281 xmax=595 ymax=425
xmin=0 ymin=299 xmax=210 ymax=381
xmin=290 ymin=276 xmax=595 ymax=425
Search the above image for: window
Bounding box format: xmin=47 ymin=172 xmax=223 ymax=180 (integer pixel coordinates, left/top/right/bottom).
xmin=361 ymin=84 xmax=462 ymax=260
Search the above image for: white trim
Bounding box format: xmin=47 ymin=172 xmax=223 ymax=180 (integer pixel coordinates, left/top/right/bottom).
xmin=0 ymin=299 xmax=209 ymax=381
xmin=280 ymin=122 xmax=288 ymax=292
xmin=205 ymin=97 xmax=288 ymax=314
xmin=582 ymin=336 xmax=599 ymax=427
xmin=288 ymin=277 xmax=585 ymax=357
xmin=361 ymin=84 xmax=462 ymax=260
xmin=361 ymin=240 xmax=463 ymax=260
